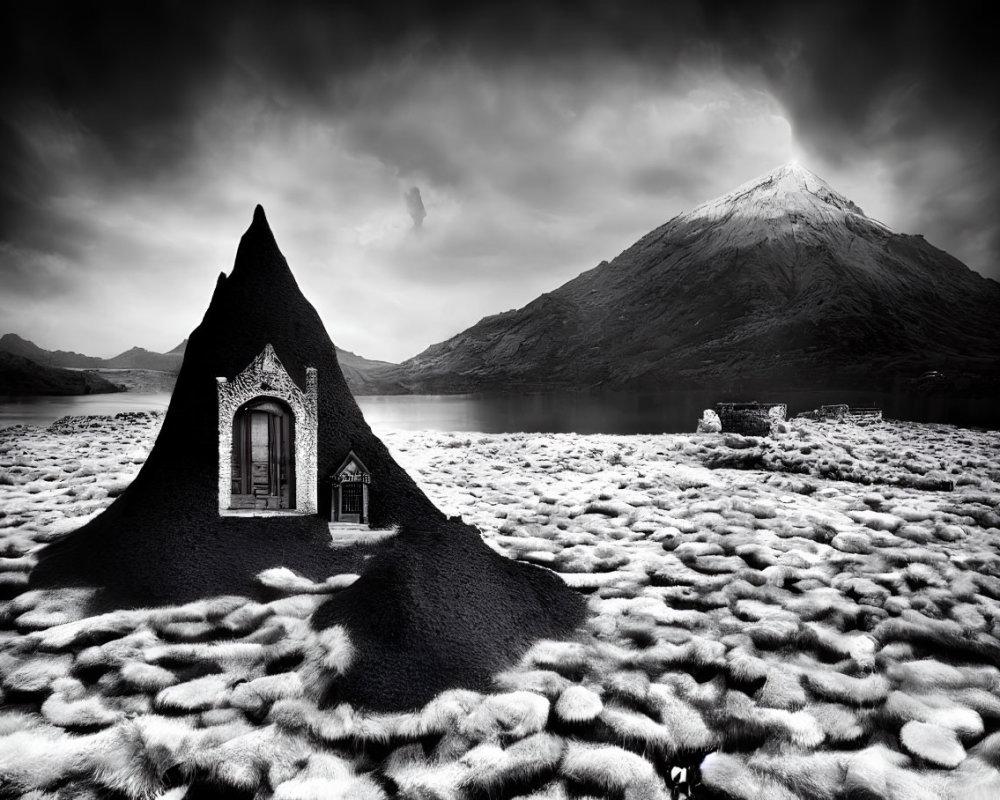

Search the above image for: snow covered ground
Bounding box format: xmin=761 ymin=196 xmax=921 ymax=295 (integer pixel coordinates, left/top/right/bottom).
xmin=1 ymin=412 xmax=999 ymax=799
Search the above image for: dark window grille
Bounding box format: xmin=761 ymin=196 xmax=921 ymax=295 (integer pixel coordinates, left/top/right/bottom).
xmin=341 ymin=483 xmax=363 ymax=514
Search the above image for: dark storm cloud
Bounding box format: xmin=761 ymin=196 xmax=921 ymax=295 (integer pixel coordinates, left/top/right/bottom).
xmin=5 ymin=2 xmax=997 ymax=242
xmin=5 ymin=1 xmax=996 ymax=159
xmin=3 ymin=1 xmax=998 ymax=358
xmin=694 ymin=0 xmax=999 ymax=274
xmin=404 ymin=187 xmax=427 ymax=229
xmin=699 ymin=1 xmax=994 ymax=148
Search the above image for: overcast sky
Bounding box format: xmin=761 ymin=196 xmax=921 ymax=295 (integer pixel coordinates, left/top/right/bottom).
xmin=3 ymin=1 xmax=997 ymax=362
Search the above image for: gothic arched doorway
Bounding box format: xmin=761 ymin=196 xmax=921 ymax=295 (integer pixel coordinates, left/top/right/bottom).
xmin=230 ymin=398 xmax=295 ymax=510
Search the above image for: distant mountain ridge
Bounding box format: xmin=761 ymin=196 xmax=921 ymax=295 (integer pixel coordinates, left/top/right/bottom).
xmin=102 ymin=346 xmax=185 ymax=372
xmin=367 ymin=163 xmax=1000 ymax=394
xmin=0 ymin=334 xmax=105 ymax=369
xmin=0 ymin=333 xmax=182 ymax=371
xmin=0 ymin=333 xmax=394 ymax=394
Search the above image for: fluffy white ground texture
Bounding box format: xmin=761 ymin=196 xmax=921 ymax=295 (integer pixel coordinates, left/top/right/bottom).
xmin=1 ymin=413 xmax=1000 ymax=799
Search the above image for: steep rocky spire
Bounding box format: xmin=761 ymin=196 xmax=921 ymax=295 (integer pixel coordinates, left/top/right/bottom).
xmin=31 ymin=205 xmax=445 ymax=602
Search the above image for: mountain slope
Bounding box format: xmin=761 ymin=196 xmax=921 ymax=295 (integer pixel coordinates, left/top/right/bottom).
xmin=335 ymin=347 xmax=398 ymax=394
xmin=0 ymin=333 xmax=104 ymax=369
xmin=0 ymin=352 xmax=124 ymax=396
xmin=103 ymin=346 xmax=184 ymax=372
xmin=374 ymin=163 xmax=1000 ymax=394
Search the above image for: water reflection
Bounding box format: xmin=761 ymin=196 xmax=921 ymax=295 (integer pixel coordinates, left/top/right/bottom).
xmin=0 ymin=393 xmax=173 ymax=430
xmin=356 ymin=390 xmax=998 ymax=434
xmin=1 ymin=389 xmax=996 ymax=434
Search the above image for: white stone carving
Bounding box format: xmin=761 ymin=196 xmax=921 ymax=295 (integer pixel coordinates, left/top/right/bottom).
xmin=217 ymin=344 xmax=318 ymax=515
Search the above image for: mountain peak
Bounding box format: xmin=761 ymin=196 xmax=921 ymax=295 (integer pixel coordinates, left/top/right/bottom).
xmin=771 ymin=161 xmax=820 ymax=179
xmin=759 ymin=161 xmax=828 ymax=191
xmin=764 ymin=161 xmax=839 ymax=191
xmin=687 ymin=162 xmax=867 ymax=223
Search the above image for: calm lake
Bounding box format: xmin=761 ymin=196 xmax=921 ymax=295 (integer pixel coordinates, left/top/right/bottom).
xmin=1 ymin=390 xmax=996 ymax=434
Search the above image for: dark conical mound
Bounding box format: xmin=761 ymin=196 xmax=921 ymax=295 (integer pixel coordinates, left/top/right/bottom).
xmin=31 ymin=206 xmax=586 ymax=709
xmin=311 ymin=522 xmax=586 ymax=711
xmin=31 ymin=206 xmax=445 ymax=604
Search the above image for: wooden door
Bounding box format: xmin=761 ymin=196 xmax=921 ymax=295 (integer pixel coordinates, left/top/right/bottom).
xmin=230 ymin=401 xmax=293 ymax=509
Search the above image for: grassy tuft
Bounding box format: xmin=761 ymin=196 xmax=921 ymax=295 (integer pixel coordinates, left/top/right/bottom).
xmin=807 ymin=702 xmax=867 ymax=745
xmin=230 ymin=672 xmax=304 ymax=714
xmin=298 ymin=625 xmax=354 ymax=700
xmin=560 ymin=741 xmax=667 ymax=798
xmin=646 ymin=684 xmax=717 ymax=753
xmin=119 ymin=662 xmax=178 ymax=692
xmin=461 ymin=691 xmax=550 ymax=742
xmin=899 ymin=720 xmax=966 ymax=768
xmin=417 ymin=689 xmax=483 ymax=736
xmin=494 ymin=668 xmax=571 ymax=699
xmin=0 ymin=725 xmax=92 ymax=791
xmin=804 ymin=670 xmax=889 ymax=707
xmin=41 ymin=691 xmax=121 ymax=730
xmin=460 ymin=733 xmax=564 ymax=795
xmin=554 ymin=685 xmax=603 ymax=724
xmin=154 ymin=674 xmax=231 ymax=713
xmin=598 ymin=704 xmax=675 ymax=755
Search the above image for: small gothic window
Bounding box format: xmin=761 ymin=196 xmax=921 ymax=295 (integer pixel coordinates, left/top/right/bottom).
xmin=332 ymin=450 xmax=370 ymax=524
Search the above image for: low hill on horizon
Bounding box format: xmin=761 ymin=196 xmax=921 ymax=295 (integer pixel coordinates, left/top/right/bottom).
xmin=365 ymin=163 xmax=1000 ymax=397
xmin=0 ymin=351 xmax=125 ymax=396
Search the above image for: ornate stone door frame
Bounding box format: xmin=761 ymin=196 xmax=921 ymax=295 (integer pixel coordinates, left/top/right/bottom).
xmin=217 ymin=344 xmax=318 ymax=514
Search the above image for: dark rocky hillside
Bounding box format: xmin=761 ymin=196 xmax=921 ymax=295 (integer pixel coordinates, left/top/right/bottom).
xmin=0 ymin=351 xmax=124 ymax=396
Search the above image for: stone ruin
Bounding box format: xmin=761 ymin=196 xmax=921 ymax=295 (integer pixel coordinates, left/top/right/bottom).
xmin=714 ymin=402 xmax=787 ymax=436
xmin=797 ymin=404 xmax=884 ymax=424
